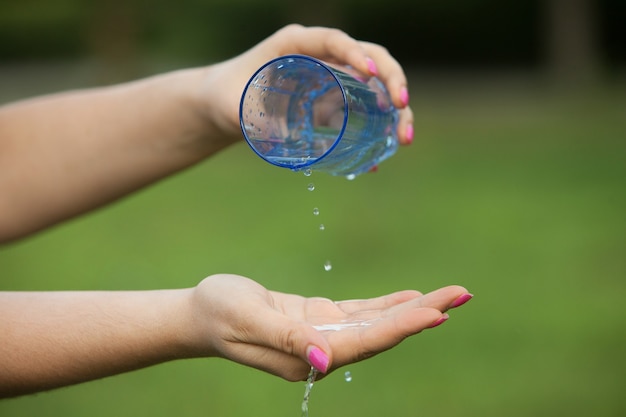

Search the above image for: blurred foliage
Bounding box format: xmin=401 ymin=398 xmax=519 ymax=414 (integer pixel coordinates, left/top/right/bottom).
xmin=0 ymin=1 xmax=625 ymax=416
xmin=0 ymin=0 xmax=624 ymax=71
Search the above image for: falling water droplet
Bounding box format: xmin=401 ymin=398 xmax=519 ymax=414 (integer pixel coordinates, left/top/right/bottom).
xmin=344 ymin=371 xmax=352 ymax=382
xmin=319 ymin=224 xmax=325 ymax=231
xmin=303 ymin=168 xmax=312 ymax=177
xmin=313 ymin=208 xmax=319 ymax=216
xmin=346 ymin=174 xmax=356 ymax=181
xmin=301 ymin=367 xmax=318 ymax=417
xmin=324 ymin=260 xmax=332 ymax=271
xmin=307 ymin=183 xmax=315 ymax=191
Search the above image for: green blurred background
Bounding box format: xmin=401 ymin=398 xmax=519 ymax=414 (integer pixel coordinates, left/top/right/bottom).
xmin=1 ymin=0 xmax=625 ymax=416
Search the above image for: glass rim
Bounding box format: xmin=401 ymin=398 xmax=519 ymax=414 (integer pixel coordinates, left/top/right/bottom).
xmin=239 ymin=54 xmax=349 ymax=171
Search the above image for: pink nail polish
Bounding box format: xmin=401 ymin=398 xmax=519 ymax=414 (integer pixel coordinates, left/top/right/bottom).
xmin=366 ymin=58 xmax=379 ymax=76
xmin=427 ymin=313 xmax=449 ymax=329
xmin=400 ymin=87 xmax=410 ymax=107
xmin=308 ymin=347 xmax=329 ymax=373
xmin=450 ymin=293 xmax=473 ymax=309
xmin=405 ymin=124 xmax=414 ymax=144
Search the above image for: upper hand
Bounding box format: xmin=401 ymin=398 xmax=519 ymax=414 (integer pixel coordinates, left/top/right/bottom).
xmin=197 ymin=24 xmax=414 ymax=147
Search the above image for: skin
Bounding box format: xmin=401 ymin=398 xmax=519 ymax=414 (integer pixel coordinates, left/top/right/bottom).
xmin=0 ymin=25 xmax=470 ymax=399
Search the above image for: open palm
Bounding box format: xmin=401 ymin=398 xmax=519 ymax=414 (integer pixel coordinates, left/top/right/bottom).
xmin=190 ymin=274 xmax=470 ymax=381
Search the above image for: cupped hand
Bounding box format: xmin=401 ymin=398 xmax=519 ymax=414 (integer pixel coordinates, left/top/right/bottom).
xmin=199 ymin=24 xmax=414 ymax=147
xmin=187 ymin=274 xmax=471 ymax=382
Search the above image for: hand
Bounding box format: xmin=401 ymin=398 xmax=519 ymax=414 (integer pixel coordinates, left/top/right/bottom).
xmin=0 ymin=275 xmax=470 ymax=397
xmin=187 ymin=274 xmax=471 ymax=381
xmin=197 ymin=24 xmax=414 ymax=147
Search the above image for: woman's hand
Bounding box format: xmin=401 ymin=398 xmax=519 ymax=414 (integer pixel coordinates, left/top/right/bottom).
xmin=0 ymin=275 xmax=471 ymax=397
xmin=198 ymin=24 xmax=414 ymax=147
xmin=187 ymin=274 xmax=471 ymax=381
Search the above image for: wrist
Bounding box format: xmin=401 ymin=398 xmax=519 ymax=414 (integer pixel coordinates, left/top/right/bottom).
xmin=165 ymin=287 xmax=209 ymax=359
xmin=141 ymin=67 xmax=239 ymax=161
xmin=193 ymin=62 xmax=246 ymax=147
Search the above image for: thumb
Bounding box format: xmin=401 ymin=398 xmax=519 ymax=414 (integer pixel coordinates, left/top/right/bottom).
xmin=250 ymin=311 xmax=332 ymax=374
xmin=306 ymin=344 xmax=330 ymax=374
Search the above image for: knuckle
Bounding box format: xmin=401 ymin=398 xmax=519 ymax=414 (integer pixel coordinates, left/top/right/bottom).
xmin=324 ymin=28 xmax=350 ymax=47
xmin=280 ymin=23 xmax=304 ymax=37
xmin=355 ymin=347 xmax=377 ymax=362
xmin=328 ymin=27 xmax=348 ymax=38
xmin=366 ymin=42 xmax=390 ymax=56
xmin=274 ymin=326 xmax=300 ymax=356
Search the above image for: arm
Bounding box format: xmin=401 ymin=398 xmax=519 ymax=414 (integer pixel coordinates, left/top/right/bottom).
xmin=0 ymin=274 xmax=471 ymax=398
xmin=0 ymin=25 xmax=414 ymax=243
xmin=0 ymin=288 xmax=194 ymax=397
xmin=0 ymin=69 xmax=214 ymax=242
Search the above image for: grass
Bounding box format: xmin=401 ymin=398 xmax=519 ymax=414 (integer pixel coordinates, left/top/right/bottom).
xmin=1 ymin=70 xmax=625 ymax=417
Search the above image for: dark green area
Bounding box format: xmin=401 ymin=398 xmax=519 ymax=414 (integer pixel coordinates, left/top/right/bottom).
xmin=0 ymin=0 xmax=624 ymax=68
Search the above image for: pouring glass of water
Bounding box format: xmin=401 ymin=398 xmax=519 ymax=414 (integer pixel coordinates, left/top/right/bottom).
xmin=239 ymin=55 xmax=399 ymax=177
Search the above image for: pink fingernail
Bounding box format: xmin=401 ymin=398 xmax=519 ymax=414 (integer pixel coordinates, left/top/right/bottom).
xmin=427 ymin=313 xmax=449 ymax=329
xmin=400 ymin=87 xmax=410 ymax=107
xmin=450 ymin=293 xmax=473 ymax=309
xmin=405 ymin=124 xmax=414 ymax=144
xmin=366 ymin=58 xmax=379 ymax=76
xmin=308 ymin=347 xmax=329 ymax=373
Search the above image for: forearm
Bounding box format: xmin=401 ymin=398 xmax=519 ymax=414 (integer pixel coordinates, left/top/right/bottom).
xmin=0 ymin=67 xmax=232 ymax=243
xmin=0 ymin=289 xmax=197 ymax=398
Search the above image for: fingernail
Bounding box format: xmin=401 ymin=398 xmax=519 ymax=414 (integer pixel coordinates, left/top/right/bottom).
xmin=405 ymin=124 xmax=414 ymax=144
xmin=450 ymin=293 xmax=473 ymax=309
xmin=427 ymin=313 xmax=449 ymax=329
xmin=400 ymin=87 xmax=410 ymax=107
xmin=366 ymin=58 xmax=379 ymax=76
xmin=307 ymin=346 xmax=329 ymax=373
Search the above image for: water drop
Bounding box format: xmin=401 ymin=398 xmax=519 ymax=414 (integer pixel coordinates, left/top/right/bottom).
xmin=324 ymin=260 xmax=332 ymax=271
xmin=307 ymin=183 xmax=315 ymax=191
xmin=313 ymin=208 xmax=319 ymax=216
xmin=344 ymin=371 xmax=352 ymax=382
xmin=303 ymin=168 xmax=312 ymax=177
xmin=346 ymin=174 xmax=356 ymax=181
xmin=319 ymin=224 xmax=325 ymax=231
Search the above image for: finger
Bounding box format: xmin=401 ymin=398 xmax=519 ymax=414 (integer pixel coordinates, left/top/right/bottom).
xmin=334 ymin=290 xmax=422 ymax=314
xmin=270 ymin=25 xmax=373 ymax=76
xmin=360 ymin=41 xmax=409 ymax=110
xmin=224 ymin=342 xmax=312 ymax=382
xmin=327 ymin=307 xmax=444 ymax=367
xmin=397 ymin=106 xmax=414 ymax=146
xmin=244 ymin=308 xmax=333 ymax=373
xmin=386 ymin=285 xmax=472 ymax=315
xmin=359 ymin=42 xmax=413 ymax=145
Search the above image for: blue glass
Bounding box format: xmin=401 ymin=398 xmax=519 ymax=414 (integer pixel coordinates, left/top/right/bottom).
xmin=240 ymin=55 xmax=399 ymax=177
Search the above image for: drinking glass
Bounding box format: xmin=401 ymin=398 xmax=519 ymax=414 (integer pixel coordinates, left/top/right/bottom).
xmin=239 ymin=55 xmax=398 ymax=177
